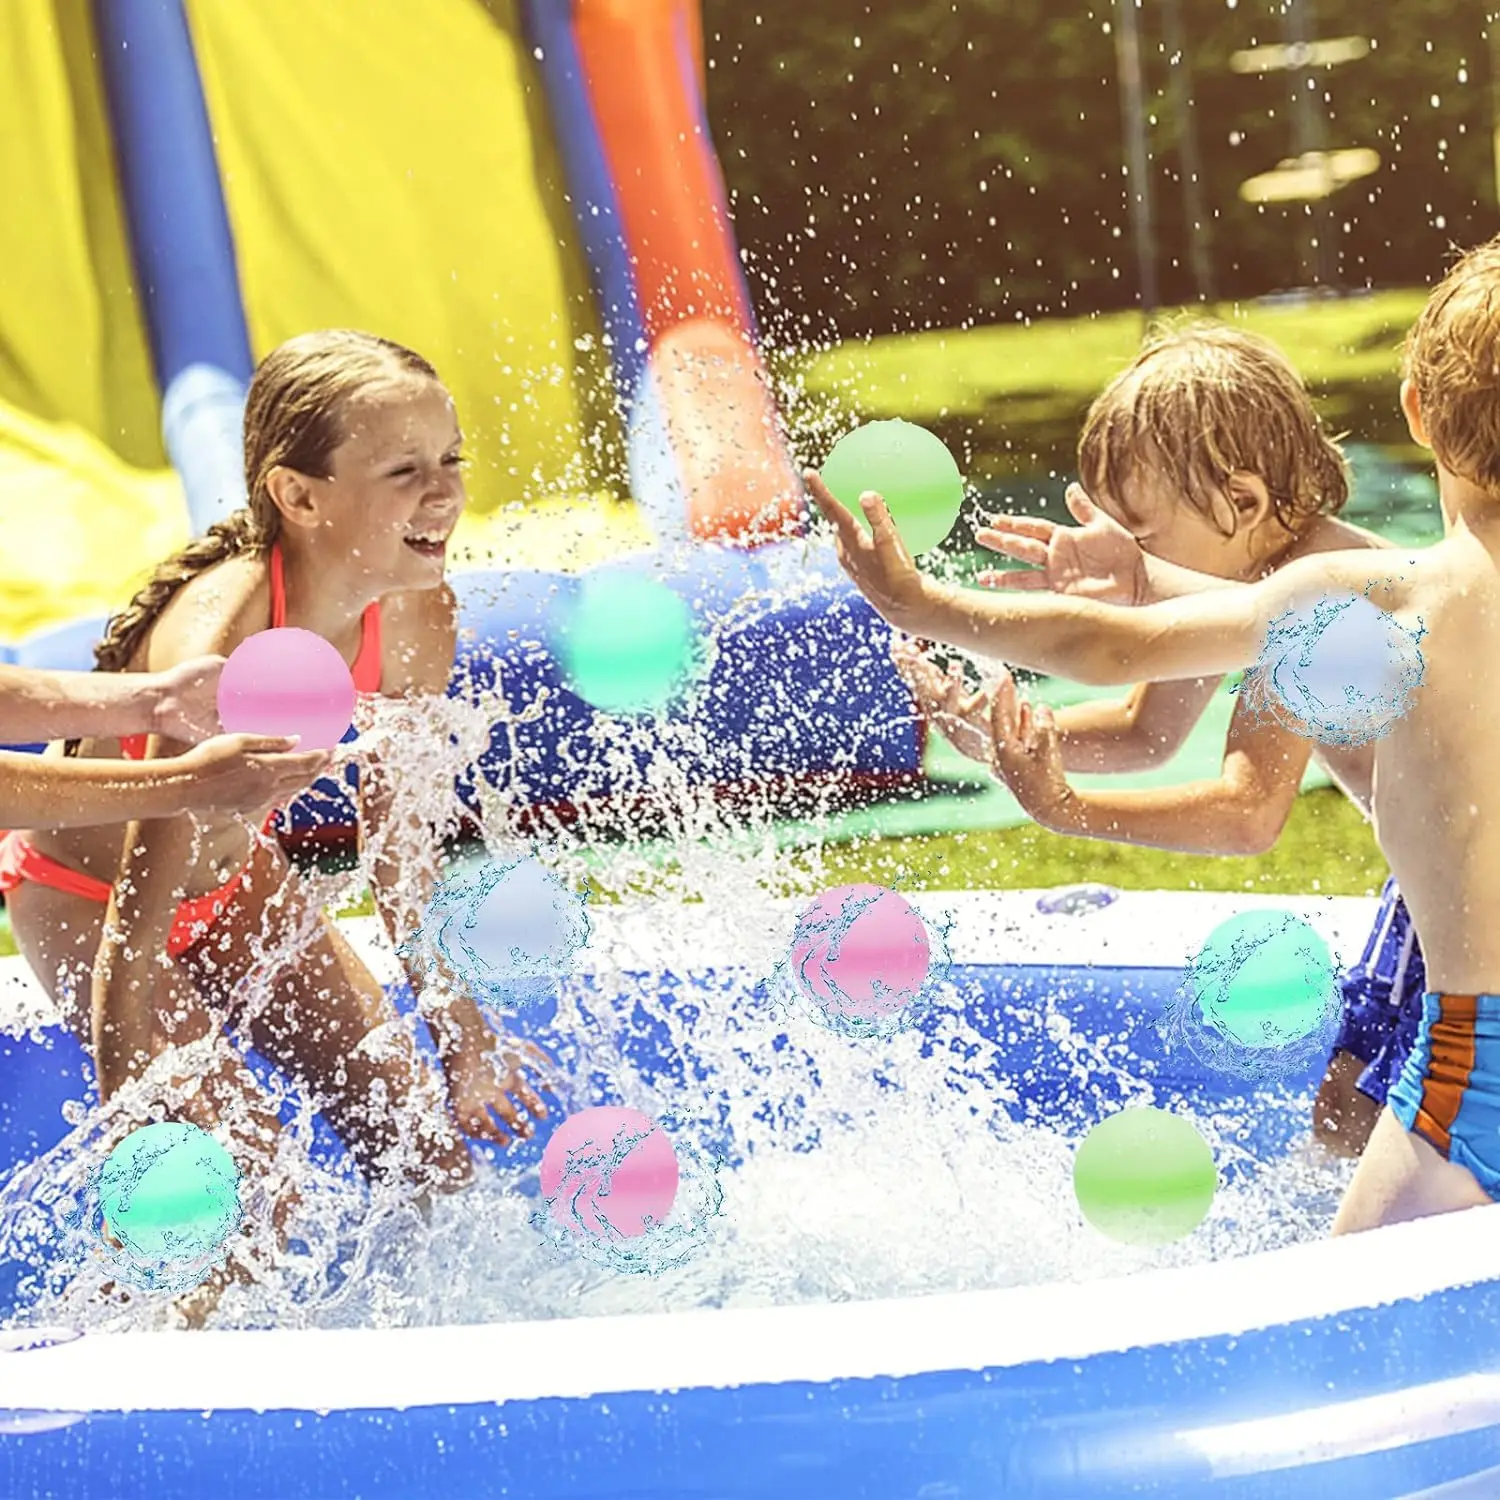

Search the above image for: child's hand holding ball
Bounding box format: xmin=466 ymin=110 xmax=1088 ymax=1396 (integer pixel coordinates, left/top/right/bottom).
xmin=806 ymin=420 xmax=965 ymax=633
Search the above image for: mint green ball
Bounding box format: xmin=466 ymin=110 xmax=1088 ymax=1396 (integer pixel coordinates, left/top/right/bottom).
xmin=820 ymin=419 xmax=964 ymax=555
xmin=1190 ymin=911 xmax=1336 ymax=1049
xmin=560 ymin=572 xmax=695 ymax=715
xmin=1073 ymin=1107 xmax=1216 ymax=1246
xmin=98 ymin=1122 xmax=240 ymax=1263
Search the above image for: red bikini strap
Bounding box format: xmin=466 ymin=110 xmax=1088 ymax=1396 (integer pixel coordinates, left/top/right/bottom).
xmin=268 ymin=540 xmax=288 ymax=629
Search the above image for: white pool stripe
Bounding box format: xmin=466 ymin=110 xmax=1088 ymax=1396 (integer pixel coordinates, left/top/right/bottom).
xmin=0 ymin=888 xmax=1379 ymax=1031
xmin=0 ymin=1200 xmax=1496 ymax=1416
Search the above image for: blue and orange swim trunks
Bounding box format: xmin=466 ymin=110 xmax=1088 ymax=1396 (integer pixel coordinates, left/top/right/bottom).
xmin=1388 ymin=991 xmax=1500 ymax=1201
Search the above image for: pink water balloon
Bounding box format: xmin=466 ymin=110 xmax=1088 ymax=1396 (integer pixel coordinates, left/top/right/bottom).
xmin=789 ymin=883 xmax=932 ymax=1022
xmin=217 ymin=628 xmax=356 ymax=752
xmin=540 ymin=1106 xmax=680 ymax=1240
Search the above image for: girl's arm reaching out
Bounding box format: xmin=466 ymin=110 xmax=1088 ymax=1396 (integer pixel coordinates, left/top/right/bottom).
xmin=358 ymin=584 xmax=551 ymax=1147
xmin=808 ymin=473 xmax=1414 ymax=685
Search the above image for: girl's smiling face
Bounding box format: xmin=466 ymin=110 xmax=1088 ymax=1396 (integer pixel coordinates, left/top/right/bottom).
xmin=316 ymin=377 xmax=467 ymax=589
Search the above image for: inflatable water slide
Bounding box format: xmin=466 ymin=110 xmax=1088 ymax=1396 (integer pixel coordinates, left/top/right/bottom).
xmin=0 ymin=0 xmax=921 ymax=833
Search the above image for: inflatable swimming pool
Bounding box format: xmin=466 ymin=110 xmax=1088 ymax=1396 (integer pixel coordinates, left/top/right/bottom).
xmin=0 ymin=888 xmax=1497 ymax=1498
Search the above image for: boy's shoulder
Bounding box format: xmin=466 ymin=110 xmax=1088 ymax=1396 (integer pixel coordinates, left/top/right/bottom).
xmin=1286 ymin=515 xmax=1395 ymax=561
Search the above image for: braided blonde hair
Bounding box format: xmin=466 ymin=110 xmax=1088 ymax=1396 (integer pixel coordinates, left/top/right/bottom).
xmin=65 ymin=329 xmax=439 ymax=754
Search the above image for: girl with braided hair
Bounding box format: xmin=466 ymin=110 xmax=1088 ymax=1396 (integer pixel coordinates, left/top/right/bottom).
xmin=2 ymin=330 xmax=548 ymax=1234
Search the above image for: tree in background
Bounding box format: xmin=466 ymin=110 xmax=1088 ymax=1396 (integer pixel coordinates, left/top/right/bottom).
xmin=702 ymin=0 xmax=1497 ymax=343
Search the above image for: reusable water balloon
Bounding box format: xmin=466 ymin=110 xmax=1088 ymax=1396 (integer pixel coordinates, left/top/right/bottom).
xmin=559 ymin=572 xmax=695 ymax=715
xmin=540 ymin=1106 xmax=680 ymax=1240
xmin=407 ymin=856 xmax=589 ymax=1012
xmin=788 ymin=883 xmax=932 ymax=1024
xmin=1188 ymin=910 xmax=1337 ymax=1050
xmin=97 ymin=1121 xmax=240 ymax=1264
xmin=1072 ymin=1107 xmax=1216 ymax=1246
xmin=819 ymin=419 xmax=964 ymax=555
xmin=217 ymin=627 xmax=356 ymax=751
xmin=1256 ymin=591 xmax=1423 ymax=746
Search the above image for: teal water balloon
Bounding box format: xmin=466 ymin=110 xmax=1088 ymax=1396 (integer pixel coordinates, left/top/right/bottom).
xmin=559 ymin=571 xmax=695 ymax=715
xmin=819 ymin=419 xmax=964 ymax=555
xmin=97 ymin=1122 xmax=240 ymax=1264
xmin=1073 ymin=1107 xmax=1217 ymax=1246
xmin=1189 ymin=910 xmax=1337 ymax=1049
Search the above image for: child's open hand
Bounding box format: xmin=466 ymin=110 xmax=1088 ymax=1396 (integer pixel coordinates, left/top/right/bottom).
xmin=150 ymin=655 xmax=230 ymax=744
xmin=987 ymin=673 xmax=1074 ymax=822
xmin=975 ymin=484 xmax=1149 ymax=606
xmin=891 ymin=639 xmax=1001 ymax=766
xmin=805 ymin=470 xmax=934 ymax=632
xmin=442 ymin=1034 xmax=554 ymax=1147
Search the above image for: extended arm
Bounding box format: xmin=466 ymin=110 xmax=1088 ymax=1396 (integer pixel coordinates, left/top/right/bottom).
xmin=0 ymin=737 xmax=330 ymax=830
xmin=0 ymin=658 xmax=226 ymax=745
xmin=895 ymin=645 xmax=1221 ymax=774
xmin=826 ymin=476 xmax=1414 ymax=684
xmin=1011 ymin=690 xmax=1313 ymax=856
xmin=1054 ymin=677 xmax=1223 ymax=773
xmin=357 ymin=586 xmax=495 ymax=1061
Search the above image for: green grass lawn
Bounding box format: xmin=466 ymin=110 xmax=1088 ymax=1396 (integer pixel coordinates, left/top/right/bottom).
xmin=790 ymin=288 xmax=1431 ymax=480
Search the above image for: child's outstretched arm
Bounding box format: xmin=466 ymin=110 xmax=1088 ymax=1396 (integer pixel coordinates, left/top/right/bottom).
xmin=894 ymin=643 xmax=1219 ymax=774
xmin=0 ymin=658 xmax=229 ymax=745
xmin=0 ymin=737 xmax=330 ymax=830
xmin=973 ymin=482 xmax=1243 ymax=606
xmin=809 ymin=473 xmax=1413 ymax=685
xmin=987 ymin=676 xmax=1312 ymax=857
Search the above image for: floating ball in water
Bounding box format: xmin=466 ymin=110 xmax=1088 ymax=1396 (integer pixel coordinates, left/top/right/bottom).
xmin=1254 ymin=591 xmax=1423 ymax=746
xmin=819 ymin=419 xmax=964 ymax=555
xmin=1072 ymin=1107 xmax=1216 ymax=1246
xmin=788 ymin=883 xmax=932 ymax=1026
xmin=217 ymin=626 xmax=356 ymax=750
xmin=540 ymin=1106 xmax=680 ymax=1240
xmin=559 ymin=571 xmax=695 ymax=715
xmin=410 ymin=856 xmax=589 ymax=1012
xmin=97 ymin=1122 xmax=241 ymax=1266
xmin=1189 ymin=910 xmax=1337 ymax=1050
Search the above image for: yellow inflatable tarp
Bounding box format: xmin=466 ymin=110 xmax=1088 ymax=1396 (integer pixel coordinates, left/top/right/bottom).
xmin=0 ymin=0 xmax=636 ymax=644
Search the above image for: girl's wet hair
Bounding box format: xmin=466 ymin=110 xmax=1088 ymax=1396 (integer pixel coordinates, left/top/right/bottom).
xmin=1077 ymin=320 xmax=1350 ymax=535
xmin=64 ymin=329 xmax=438 ymax=755
xmin=1403 ymin=234 xmax=1500 ymax=493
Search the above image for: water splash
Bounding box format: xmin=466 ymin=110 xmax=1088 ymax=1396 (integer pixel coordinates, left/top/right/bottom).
xmin=0 ymin=623 xmax=1355 ymax=1334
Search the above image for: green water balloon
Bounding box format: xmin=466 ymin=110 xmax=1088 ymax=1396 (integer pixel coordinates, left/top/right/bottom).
xmin=559 ymin=571 xmax=695 ymax=715
xmin=98 ymin=1121 xmax=240 ymax=1262
xmin=1190 ymin=910 xmax=1336 ymax=1050
xmin=819 ymin=419 xmax=964 ymax=556
xmin=1072 ymin=1106 xmax=1217 ymax=1246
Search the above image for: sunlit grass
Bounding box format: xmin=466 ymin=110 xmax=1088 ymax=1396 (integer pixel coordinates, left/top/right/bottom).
xmin=792 ymin=288 xmax=1431 ymax=476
